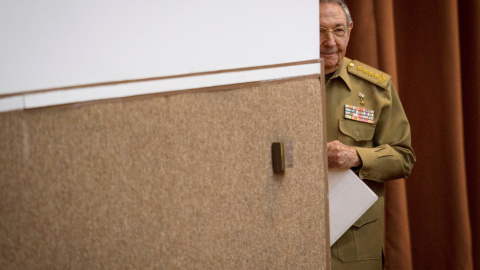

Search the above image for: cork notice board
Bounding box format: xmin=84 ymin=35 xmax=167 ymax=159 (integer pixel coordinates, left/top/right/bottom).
xmin=0 ymin=78 xmax=328 ymax=269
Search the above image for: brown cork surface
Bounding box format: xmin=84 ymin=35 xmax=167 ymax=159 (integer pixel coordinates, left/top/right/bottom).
xmin=0 ymin=78 xmax=328 ymax=269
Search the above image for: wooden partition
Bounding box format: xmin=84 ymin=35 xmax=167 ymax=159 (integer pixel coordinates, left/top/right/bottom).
xmin=0 ymin=1 xmax=327 ymax=268
xmin=0 ymin=77 xmax=329 ymax=269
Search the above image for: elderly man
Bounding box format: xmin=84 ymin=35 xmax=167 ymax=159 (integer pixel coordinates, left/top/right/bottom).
xmin=320 ymin=0 xmax=416 ymax=269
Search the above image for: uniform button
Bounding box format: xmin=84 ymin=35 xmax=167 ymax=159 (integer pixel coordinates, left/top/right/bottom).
xmin=349 ymin=62 xmax=354 ymax=67
xmin=356 ymin=131 xmax=360 ymax=137
xmin=363 ymin=171 xmax=369 ymax=177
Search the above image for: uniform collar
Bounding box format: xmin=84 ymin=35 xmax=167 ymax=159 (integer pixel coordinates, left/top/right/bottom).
xmin=329 ymin=57 xmax=353 ymax=91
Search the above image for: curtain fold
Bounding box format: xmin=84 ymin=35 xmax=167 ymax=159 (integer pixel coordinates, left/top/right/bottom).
xmin=344 ymin=0 xmax=479 ymax=269
xmin=459 ymin=0 xmax=480 ymax=268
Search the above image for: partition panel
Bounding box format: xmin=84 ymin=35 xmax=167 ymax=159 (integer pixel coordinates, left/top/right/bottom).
xmin=0 ymin=77 xmax=329 ymax=269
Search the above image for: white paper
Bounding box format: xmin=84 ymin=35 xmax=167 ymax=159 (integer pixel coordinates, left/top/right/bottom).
xmin=328 ymin=169 xmax=378 ymax=246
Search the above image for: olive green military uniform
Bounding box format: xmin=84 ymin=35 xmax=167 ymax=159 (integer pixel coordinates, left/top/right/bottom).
xmin=326 ymin=58 xmax=415 ymax=270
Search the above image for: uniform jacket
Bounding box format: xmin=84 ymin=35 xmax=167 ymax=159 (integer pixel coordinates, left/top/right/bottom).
xmin=326 ymin=57 xmax=415 ymax=269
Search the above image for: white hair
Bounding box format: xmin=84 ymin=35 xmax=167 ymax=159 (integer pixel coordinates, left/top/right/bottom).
xmin=320 ymin=0 xmax=352 ymax=25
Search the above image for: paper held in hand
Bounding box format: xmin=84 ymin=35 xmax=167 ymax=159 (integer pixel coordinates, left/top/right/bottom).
xmin=328 ymin=169 xmax=378 ymax=246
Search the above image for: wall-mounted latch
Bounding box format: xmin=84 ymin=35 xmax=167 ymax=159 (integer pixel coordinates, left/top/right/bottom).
xmin=271 ymin=142 xmax=285 ymax=173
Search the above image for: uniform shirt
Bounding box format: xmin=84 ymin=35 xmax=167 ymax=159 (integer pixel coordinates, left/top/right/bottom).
xmin=326 ymin=57 xmax=415 ymax=269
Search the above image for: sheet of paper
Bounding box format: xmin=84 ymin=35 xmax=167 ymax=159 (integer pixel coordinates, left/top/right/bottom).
xmin=328 ymin=169 xmax=378 ymax=246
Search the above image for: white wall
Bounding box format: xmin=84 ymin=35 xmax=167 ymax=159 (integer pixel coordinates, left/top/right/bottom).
xmin=0 ymin=0 xmax=319 ymax=111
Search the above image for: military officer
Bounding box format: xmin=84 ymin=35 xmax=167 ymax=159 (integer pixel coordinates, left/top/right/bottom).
xmin=319 ymin=0 xmax=416 ymax=269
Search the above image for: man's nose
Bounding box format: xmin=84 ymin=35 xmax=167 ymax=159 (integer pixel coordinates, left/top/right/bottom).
xmin=323 ymin=32 xmax=336 ymax=45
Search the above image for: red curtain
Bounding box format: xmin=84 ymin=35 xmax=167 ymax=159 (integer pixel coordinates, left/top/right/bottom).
xmin=344 ymin=0 xmax=480 ymax=269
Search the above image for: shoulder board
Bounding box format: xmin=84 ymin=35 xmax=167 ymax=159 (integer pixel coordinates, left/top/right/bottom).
xmin=347 ymin=60 xmax=391 ymax=89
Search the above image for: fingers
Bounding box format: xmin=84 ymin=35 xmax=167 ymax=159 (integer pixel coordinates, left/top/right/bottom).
xmin=327 ymin=140 xmax=361 ymax=169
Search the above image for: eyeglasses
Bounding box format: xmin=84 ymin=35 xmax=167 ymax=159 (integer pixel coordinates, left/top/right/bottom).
xmin=319 ymin=26 xmax=350 ymax=39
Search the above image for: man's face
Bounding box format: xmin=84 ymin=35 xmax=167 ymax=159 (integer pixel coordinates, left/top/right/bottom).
xmin=319 ymin=3 xmax=353 ymax=74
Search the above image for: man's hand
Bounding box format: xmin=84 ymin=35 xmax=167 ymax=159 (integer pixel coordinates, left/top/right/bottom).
xmin=327 ymin=140 xmax=362 ymax=169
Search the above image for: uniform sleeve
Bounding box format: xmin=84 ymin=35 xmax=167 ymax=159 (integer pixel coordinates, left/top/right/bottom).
xmin=353 ymin=81 xmax=416 ymax=182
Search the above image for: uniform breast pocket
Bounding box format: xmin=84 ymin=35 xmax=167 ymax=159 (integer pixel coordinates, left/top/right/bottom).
xmin=338 ymin=119 xmax=376 ymax=147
